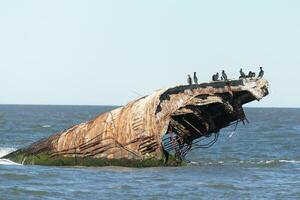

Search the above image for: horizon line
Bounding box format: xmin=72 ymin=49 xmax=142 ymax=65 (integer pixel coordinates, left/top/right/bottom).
xmin=0 ymin=103 xmax=299 ymax=109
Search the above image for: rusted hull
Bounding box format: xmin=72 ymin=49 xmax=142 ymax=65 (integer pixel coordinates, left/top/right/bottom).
xmin=4 ymin=78 xmax=269 ymax=167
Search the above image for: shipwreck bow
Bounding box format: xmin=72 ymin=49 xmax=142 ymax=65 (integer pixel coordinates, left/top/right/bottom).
xmin=4 ymin=78 xmax=269 ymax=167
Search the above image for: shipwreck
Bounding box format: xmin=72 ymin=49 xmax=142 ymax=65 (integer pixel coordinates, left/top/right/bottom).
xmin=3 ymin=78 xmax=269 ymax=167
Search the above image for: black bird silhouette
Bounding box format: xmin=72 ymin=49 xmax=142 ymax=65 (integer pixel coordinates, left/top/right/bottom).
xmin=258 ymin=67 xmax=264 ymax=78
xmin=248 ymin=71 xmax=252 ymax=77
xmin=212 ymin=72 xmax=219 ymax=81
xmin=187 ymin=74 xmax=192 ymax=85
xmin=248 ymin=71 xmax=256 ymax=78
xmin=239 ymin=68 xmax=246 ymax=78
xmin=215 ymin=72 xmax=219 ymax=81
xmin=193 ymin=72 xmax=198 ymax=84
xmin=222 ymin=70 xmax=228 ymax=81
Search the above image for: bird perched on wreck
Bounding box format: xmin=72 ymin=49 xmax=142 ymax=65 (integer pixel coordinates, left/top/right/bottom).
xmin=239 ymin=68 xmax=246 ymax=79
xmin=3 ymin=77 xmax=269 ymax=167
xmin=248 ymin=71 xmax=256 ymax=78
xmin=258 ymin=67 xmax=264 ymax=78
xmin=193 ymin=72 xmax=198 ymax=84
xmin=212 ymin=72 xmax=219 ymax=81
xmin=187 ymin=74 xmax=192 ymax=85
xmin=222 ymin=70 xmax=228 ymax=81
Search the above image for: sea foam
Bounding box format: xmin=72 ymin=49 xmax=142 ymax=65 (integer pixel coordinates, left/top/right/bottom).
xmin=0 ymin=147 xmax=15 ymax=157
xmin=279 ymin=160 xmax=300 ymax=164
xmin=0 ymin=147 xmax=21 ymax=165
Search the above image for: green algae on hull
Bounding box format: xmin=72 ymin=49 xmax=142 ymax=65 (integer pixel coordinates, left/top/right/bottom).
xmin=3 ymin=149 xmax=184 ymax=167
xmin=2 ymin=78 xmax=269 ymax=167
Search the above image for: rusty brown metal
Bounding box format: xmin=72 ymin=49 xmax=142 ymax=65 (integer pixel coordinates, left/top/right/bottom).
xmin=4 ymin=77 xmax=269 ymax=166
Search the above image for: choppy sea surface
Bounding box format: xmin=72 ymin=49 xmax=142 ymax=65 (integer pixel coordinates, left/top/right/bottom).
xmin=0 ymin=105 xmax=299 ymax=200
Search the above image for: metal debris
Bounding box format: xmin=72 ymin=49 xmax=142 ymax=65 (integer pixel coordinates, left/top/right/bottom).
xmin=4 ymin=78 xmax=269 ymax=167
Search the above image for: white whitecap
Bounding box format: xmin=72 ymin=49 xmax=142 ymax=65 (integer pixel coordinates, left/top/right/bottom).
xmin=0 ymin=147 xmax=21 ymax=165
xmin=42 ymin=125 xmax=51 ymax=128
xmin=265 ymin=160 xmax=275 ymax=164
xmin=189 ymin=161 xmax=199 ymax=165
xmin=279 ymin=160 xmax=300 ymax=163
xmin=0 ymin=159 xmax=21 ymax=165
xmin=0 ymin=147 xmax=15 ymax=157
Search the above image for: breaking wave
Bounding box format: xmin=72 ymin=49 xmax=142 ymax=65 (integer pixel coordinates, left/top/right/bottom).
xmin=0 ymin=147 xmax=15 ymax=157
xmin=42 ymin=124 xmax=51 ymax=128
xmin=278 ymin=160 xmax=300 ymax=164
xmin=0 ymin=147 xmax=21 ymax=165
xmin=188 ymin=159 xmax=300 ymax=167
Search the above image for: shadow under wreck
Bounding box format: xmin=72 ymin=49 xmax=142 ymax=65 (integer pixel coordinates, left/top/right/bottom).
xmin=3 ymin=78 xmax=269 ymax=167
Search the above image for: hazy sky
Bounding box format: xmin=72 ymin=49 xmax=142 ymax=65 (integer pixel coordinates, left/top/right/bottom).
xmin=0 ymin=1 xmax=299 ymax=107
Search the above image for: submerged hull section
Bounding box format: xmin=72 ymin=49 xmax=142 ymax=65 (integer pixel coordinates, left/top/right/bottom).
xmin=4 ymin=78 xmax=269 ymax=167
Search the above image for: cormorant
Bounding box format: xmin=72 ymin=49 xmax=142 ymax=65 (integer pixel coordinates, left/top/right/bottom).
xmin=248 ymin=71 xmax=252 ymax=77
xmin=248 ymin=71 xmax=255 ymax=78
xmin=239 ymin=68 xmax=246 ymax=78
xmin=212 ymin=72 xmax=219 ymax=81
xmin=222 ymin=70 xmax=228 ymax=81
xmin=215 ymin=72 xmax=219 ymax=81
xmin=193 ymin=72 xmax=198 ymax=84
xmin=187 ymin=75 xmax=192 ymax=85
xmin=258 ymin=67 xmax=264 ymax=78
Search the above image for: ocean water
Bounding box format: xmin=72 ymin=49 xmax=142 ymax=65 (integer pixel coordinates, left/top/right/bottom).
xmin=0 ymin=105 xmax=299 ymax=200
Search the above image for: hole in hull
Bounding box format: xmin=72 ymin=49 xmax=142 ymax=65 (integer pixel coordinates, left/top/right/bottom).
xmin=162 ymin=101 xmax=246 ymax=161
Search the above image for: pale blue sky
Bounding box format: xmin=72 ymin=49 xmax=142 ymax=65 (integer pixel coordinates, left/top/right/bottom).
xmin=0 ymin=0 xmax=299 ymax=107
